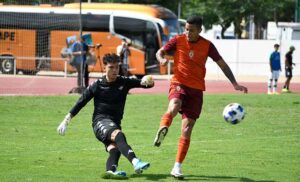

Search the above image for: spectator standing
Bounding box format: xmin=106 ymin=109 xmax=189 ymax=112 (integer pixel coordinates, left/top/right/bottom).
xmin=117 ymin=38 xmax=131 ymax=76
xmin=282 ymin=46 xmax=296 ymax=93
xmin=268 ymin=44 xmax=281 ymax=95
xmin=70 ymin=36 xmax=89 ymax=93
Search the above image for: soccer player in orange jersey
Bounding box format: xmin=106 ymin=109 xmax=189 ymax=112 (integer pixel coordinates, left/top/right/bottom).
xmin=153 ymin=15 xmax=248 ymax=179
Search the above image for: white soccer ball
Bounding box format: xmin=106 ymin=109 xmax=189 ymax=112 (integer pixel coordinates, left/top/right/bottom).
xmin=222 ymin=103 xmax=245 ymax=124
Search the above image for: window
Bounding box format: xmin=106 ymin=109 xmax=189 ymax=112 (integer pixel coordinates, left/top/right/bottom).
xmin=114 ymin=16 xmax=157 ymax=49
xmin=83 ymin=14 xmax=109 ymax=31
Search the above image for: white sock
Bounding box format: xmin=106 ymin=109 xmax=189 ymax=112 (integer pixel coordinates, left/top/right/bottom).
xmin=132 ymin=158 xmax=139 ymax=166
xmin=273 ymin=80 xmax=277 ymax=92
xmin=174 ymin=162 xmax=182 ymax=169
xmin=268 ymin=79 xmax=272 ymax=92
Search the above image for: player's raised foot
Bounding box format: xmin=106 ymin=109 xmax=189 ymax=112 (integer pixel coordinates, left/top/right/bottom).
xmin=171 ymin=167 xmax=184 ymax=180
xmin=101 ymin=170 xmax=128 ymax=180
xmin=153 ymin=126 xmax=168 ymax=147
xmin=134 ymin=159 xmax=150 ymax=174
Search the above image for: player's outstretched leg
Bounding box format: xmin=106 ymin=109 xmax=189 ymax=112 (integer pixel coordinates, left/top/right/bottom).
xmin=113 ymin=132 xmax=150 ymax=174
xmin=154 ymin=112 xmax=173 ymax=147
xmin=133 ymin=158 xmax=150 ymax=174
xmin=153 ymin=126 xmax=168 ymax=147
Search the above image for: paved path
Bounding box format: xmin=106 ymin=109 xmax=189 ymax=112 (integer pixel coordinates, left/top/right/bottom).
xmin=1 ymin=75 xmax=300 ymax=96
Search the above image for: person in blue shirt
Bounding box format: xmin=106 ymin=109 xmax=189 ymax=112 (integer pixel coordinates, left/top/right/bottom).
xmin=71 ymin=36 xmax=89 ymax=90
xmin=268 ymin=44 xmax=281 ymax=95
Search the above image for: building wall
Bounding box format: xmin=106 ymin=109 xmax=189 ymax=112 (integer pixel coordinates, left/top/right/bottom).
xmin=205 ymin=39 xmax=300 ymax=76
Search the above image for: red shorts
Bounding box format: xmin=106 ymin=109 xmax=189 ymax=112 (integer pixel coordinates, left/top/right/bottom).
xmin=168 ymin=83 xmax=203 ymax=120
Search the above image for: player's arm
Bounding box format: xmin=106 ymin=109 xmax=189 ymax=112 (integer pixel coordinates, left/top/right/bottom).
xmin=279 ymin=53 xmax=282 ymax=71
xmin=285 ymin=54 xmax=294 ymax=68
xmin=57 ymin=82 xmax=97 ymax=135
xmin=156 ymin=36 xmax=177 ymax=66
xmin=216 ymin=59 xmax=248 ymax=93
xmin=285 ymin=58 xmax=292 ymax=68
xmin=208 ymin=43 xmax=247 ymax=93
xmin=156 ymin=48 xmax=169 ymax=66
xmin=284 ymin=55 xmax=288 ymax=68
xmin=269 ymin=54 xmax=273 ymax=72
xmin=126 ymin=76 xmax=154 ymax=90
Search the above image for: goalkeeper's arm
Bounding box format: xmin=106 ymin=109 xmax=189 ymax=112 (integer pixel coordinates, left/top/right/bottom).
xmin=57 ymin=113 xmax=73 ymax=136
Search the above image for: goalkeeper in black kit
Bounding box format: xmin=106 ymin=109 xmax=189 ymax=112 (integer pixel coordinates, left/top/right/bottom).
xmin=57 ymin=53 xmax=154 ymax=179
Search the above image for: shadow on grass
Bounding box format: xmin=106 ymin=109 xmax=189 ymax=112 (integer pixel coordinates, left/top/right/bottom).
xmin=129 ymin=173 xmax=275 ymax=181
xmin=129 ymin=173 xmax=169 ymax=180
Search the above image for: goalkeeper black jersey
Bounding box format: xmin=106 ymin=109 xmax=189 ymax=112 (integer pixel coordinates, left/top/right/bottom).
xmin=69 ymin=76 xmax=150 ymax=126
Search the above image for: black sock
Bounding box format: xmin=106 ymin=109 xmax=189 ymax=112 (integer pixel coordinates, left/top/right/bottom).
xmin=106 ymin=148 xmax=121 ymax=172
xmin=115 ymin=132 xmax=136 ymax=163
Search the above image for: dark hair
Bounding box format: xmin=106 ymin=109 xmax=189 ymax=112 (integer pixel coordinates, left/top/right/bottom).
xmin=187 ymin=15 xmax=203 ymax=28
xmin=103 ymin=53 xmax=120 ymax=65
xmin=274 ymin=44 xmax=279 ymax=47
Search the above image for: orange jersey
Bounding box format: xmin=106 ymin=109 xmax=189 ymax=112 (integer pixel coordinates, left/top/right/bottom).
xmin=164 ymin=35 xmax=222 ymax=90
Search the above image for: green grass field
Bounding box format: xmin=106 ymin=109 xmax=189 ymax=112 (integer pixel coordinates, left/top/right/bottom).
xmin=1 ymin=94 xmax=300 ymax=182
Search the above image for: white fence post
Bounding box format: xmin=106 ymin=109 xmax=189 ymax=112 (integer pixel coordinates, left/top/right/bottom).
xmin=167 ymin=61 xmax=171 ymax=80
xmin=13 ymin=58 xmax=16 ymax=75
xmin=64 ymin=61 xmax=67 ymax=78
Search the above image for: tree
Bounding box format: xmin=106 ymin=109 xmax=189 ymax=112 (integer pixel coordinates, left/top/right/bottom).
xmin=243 ymin=0 xmax=295 ymax=39
xmin=180 ymin=0 xmax=245 ymax=38
xmin=180 ymin=0 xmax=295 ymax=39
xmin=3 ymin=0 xmax=295 ymax=39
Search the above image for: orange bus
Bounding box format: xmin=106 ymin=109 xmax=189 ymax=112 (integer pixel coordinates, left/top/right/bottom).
xmin=0 ymin=3 xmax=181 ymax=76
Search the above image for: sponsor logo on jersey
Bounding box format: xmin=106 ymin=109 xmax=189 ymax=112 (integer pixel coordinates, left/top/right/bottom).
xmin=99 ymin=86 xmax=109 ymax=90
xmin=189 ymin=50 xmax=194 ymax=59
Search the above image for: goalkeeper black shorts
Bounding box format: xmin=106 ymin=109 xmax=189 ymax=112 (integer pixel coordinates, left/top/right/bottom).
xmin=93 ymin=118 xmax=121 ymax=148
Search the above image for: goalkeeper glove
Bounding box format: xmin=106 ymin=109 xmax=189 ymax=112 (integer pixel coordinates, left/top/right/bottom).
xmin=141 ymin=75 xmax=154 ymax=87
xmin=57 ymin=113 xmax=72 ymax=136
